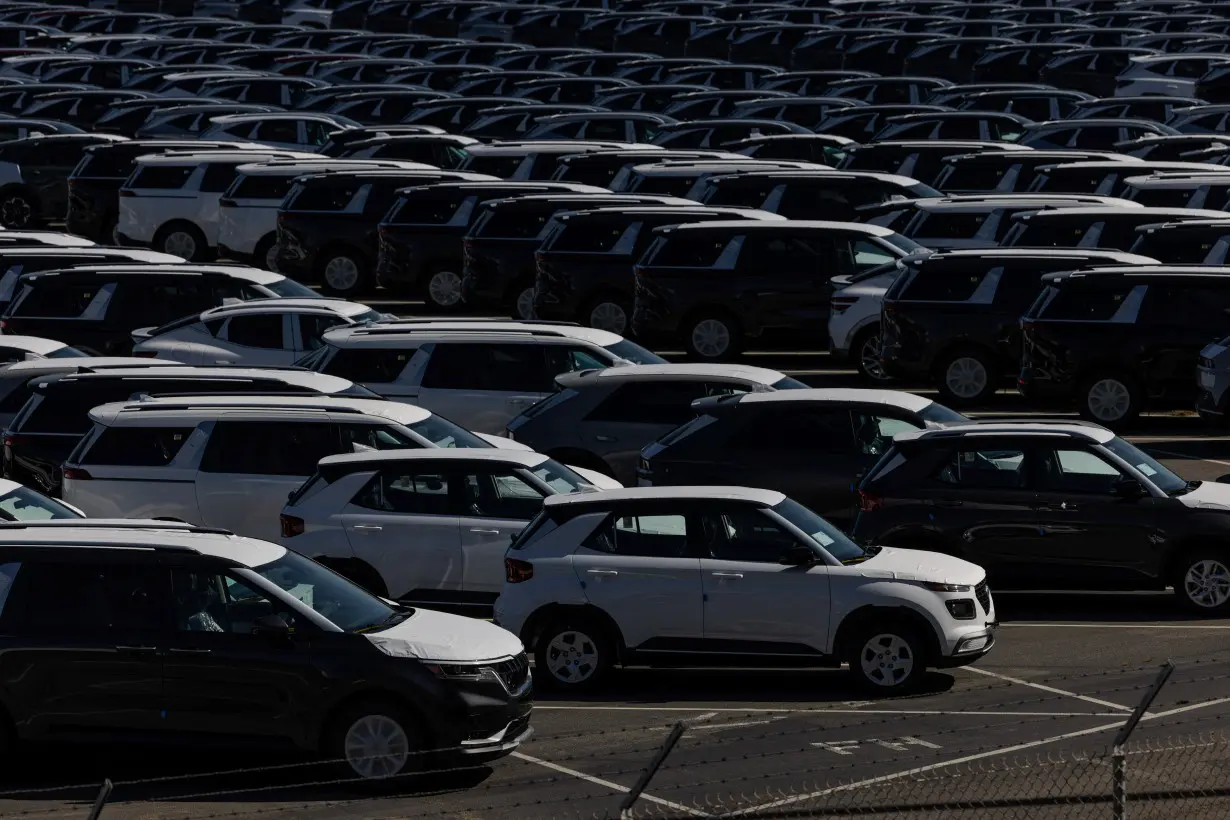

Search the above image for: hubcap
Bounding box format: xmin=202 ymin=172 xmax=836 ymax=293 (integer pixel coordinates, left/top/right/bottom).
xmin=324 ymin=256 xmax=360 ymax=291
xmin=946 ymin=356 xmax=988 ymax=400
xmin=546 ymin=630 xmax=599 ymax=684
xmin=163 ymin=231 xmax=197 ymax=260
xmin=0 ymin=197 xmax=30 ymax=228
xmin=589 ymin=301 xmax=628 ymax=334
xmin=428 ymin=270 xmax=462 ymax=307
xmin=515 ymin=286 xmax=536 ymax=320
xmin=343 ymin=713 xmax=411 ymax=780
xmin=1185 ymin=559 xmax=1230 ymax=609
xmin=1087 ymin=378 xmax=1131 ymax=422
xmin=859 ymin=333 xmax=889 ymax=381
xmin=859 ymin=633 xmax=914 ymax=688
xmin=690 ymin=318 xmax=731 ymax=359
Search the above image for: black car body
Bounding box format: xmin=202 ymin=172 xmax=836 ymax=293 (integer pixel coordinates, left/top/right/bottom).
xmin=837 ymin=140 xmax=1028 ymax=184
xmin=1026 ymin=160 xmax=1223 ymax=197
xmin=931 ymin=150 xmax=1128 ymax=195
xmin=549 ymin=149 xmax=737 ymax=188
xmin=0 ymin=134 xmax=128 ymax=229
xmin=1017 ymin=117 xmax=1179 ymax=151
xmin=726 ymin=134 xmax=856 ymax=165
xmin=1130 ymin=219 xmax=1230 ymax=264
xmin=695 ymin=169 xmax=939 ymax=219
xmin=1003 ymin=206 xmax=1230 ymax=250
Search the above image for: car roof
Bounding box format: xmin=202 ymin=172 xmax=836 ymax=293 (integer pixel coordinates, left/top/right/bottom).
xmin=903 ymin=195 xmax=1138 ymax=211
xmin=322 ymin=319 xmax=625 ymax=347
xmin=1018 ymin=206 xmax=1230 ymax=220
xmin=134 ymin=151 xmax=316 ymax=165
xmin=25 ymin=263 xmax=288 ymax=285
xmin=555 ymin=363 xmax=789 ymax=388
xmin=0 ymin=357 xmax=182 ymax=377
xmin=463 ymin=140 xmax=650 ymax=155
xmin=912 ymin=248 xmax=1158 ymax=265
xmin=196 ymin=298 xmax=372 ymax=320
xmin=0 ymin=336 xmax=68 ymax=355
xmin=234 ymin=160 xmax=429 ymax=175
xmin=0 ymin=521 xmax=286 ymax=566
xmin=896 ymin=422 xmax=1115 ymax=444
xmin=657 ymin=220 xmax=897 ymax=236
xmin=1123 ymin=173 xmax=1230 ymax=187
xmin=726 ymin=388 xmax=936 ymax=413
xmin=36 ymin=366 xmax=356 ymax=393
xmin=89 ymin=394 xmax=431 ymax=426
xmin=318 ymin=447 xmax=546 ymax=470
xmin=543 ymin=486 xmax=786 ymax=507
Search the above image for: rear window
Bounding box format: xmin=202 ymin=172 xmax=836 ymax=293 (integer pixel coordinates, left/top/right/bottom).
xmin=605 ymin=339 xmax=667 ymax=365
xmin=642 ymin=234 xmax=729 ymax=267
xmin=81 ymin=426 xmax=195 ymax=467
xmin=130 ymin=164 xmax=194 ymax=190
xmin=655 ymin=413 xmax=717 ymax=448
xmin=471 ymin=207 xmax=551 ymax=240
xmin=285 ymin=181 xmax=360 ymax=212
xmin=384 ymin=194 xmax=461 ymax=225
xmin=1036 ymin=283 xmax=1134 ymax=320
xmin=231 ymin=174 xmax=297 ymax=200
xmin=898 ymin=268 xmax=986 ymax=302
xmin=548 ymin=221 xmax=629 ymax=253
xmin=463 ymin=154 xmax=524 ymax=178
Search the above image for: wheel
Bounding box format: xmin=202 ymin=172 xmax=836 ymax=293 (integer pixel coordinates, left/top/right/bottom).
xmin=684 ymin=311 xmax=743 ymax=361
xmin=156 ymin=224 xmax=208 ymax=261
xmin=101 ymin=216 xmax=119 ymax=246
xmin=846 ymin=621 xmax=926 ymax=694
xmin=423 ymin=268 xmax=464 ymax=312
xmin=534 ymin=616 xmax=615 ymax=692
xmin=1078 ymin=373 xmax=1140 ymax=426
xmin=851 ymin=326 xmax=891 ymax=384
xmin=0 ymin=190 xmax=34 ymax=229
xmin=325 ymin=698 xmax=424 ymax=783
xmin=1176 ymin=550 xmax=1230 ymax=614
xmin=320 ymin=251 xmax=370 ymax=297
xmin=512 ymin=283 xmax=536 ymax=320
xmin=936 ymin=348 xmax=997 ymax=406
xmin=583 ymin=296 xmax=630 ymax=335
xmin=254 ymin=234 xmax=279 ymax=272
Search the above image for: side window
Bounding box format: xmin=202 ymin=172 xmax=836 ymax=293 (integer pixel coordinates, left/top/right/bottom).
xmin=200 ymin=421 xmax=341 ymax=476
xmin=991 ymin=267 xmax=1046 ymax=311
xmin=0 ymin=382 xmax=32 ymax=414
xmin=0 ymin=561 xmax=19 ymax=624
xmin=462 ymin=470 xmax=544 ymax=519
xmin=725 ymin=407 xmax=856 ymax=454
xmin=200 ymin=162 xmax=240 ymax=193
xmin=321 ymin=348 xmax=414 ymax=382
xmin=585 ymin=381 xmax=728 ymax=425
xmin=299 ymin=314 xmax=349 ymax=350
xmin=584 ymin=512 xmax=690 ymax=558
xmin=900 ymin=268 xmax=986 ymax=302
xmin=225 ymin=314 xmax=285 ymax=350
xmin=1038 ymin=447 xmax=1123 ymax=495
xmin=0 ymin=347 xmax=21 ymax=365
xmin=1138 ymin=284 xmax=1230 ymax=328
xmin=304 ymin=121 xmax=330 ymax=146
xmin=353 ymin=470 xmax=455 ymax=515
xmin=81 ymin=426 xmax=194 ymax=467
xmin=133 ymin=281 xmax=212 ymax=324
xmin=934 ymin=447 xmax=1029 ymax=489
xmin=544 ymin=345 xmax=611 ymax=377
xmin=171 ymin=568 xmax=299 ymax=634
xmin=18 ymin=562 xmax=165 ymax=636
xmin=701 ymin=506 xmax=804 ymax=563
xmin=12 ymin=281 xmax=104 ymax=318
xmin=132 ymin=164 xmax=193 ymax=190
xmin=420 ymin=343 xmax=551 ymax=392
xmin=255 ymin=119 xmax=300 ymax=144
xmin=850 ymin=411 xmax=922 ymax=457
xmin=289 ymin=183 xmax=361 ymax=212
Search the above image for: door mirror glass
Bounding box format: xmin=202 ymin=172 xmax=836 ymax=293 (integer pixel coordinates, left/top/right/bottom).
xmin=1113 ymin=477 xmax=1146 ymax=499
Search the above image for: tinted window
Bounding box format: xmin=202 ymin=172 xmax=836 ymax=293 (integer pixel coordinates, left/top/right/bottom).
xmin=19 ymin=562 xmax=164 ymax=636
xmin=644 ymin=235 xmax=729 ymax=267
xmin=232 ymin=174 xmax=296 ymax=199
xmin=353 ymin=470 xmax=454 ymax=514
xmin=300 ymin=314 xmax=348 ymax=351
xmin=725 ymin=407 xmax=856 ymax=454
xmin=131 ymin=164 xmax=194 ymax=190
xmin=0 ymin=383 xmax=31 ymax=414
xmin=703 ymin=506 xmax=800 ymax=563
xmin=911 ymin=212 xmax=988 ymax=240
xmin=288 ymin=182 xmax=360 ymax=212
xmin=900 ymin=268 xmax=986 ymax=301
xmin=339 ymin=423 xmax=418 ymax=452
xmin=586 ymin=381 xmax=745 ymax=425
xmin=1139 ymin=283 xmax=1230 ymax=328
xmin=200 ymin=421 xmax=340 ymax=475
xmin=420 ymin=343 xmax=550 ymax=392
xmin=1039 ymin=284 xmax=1133 ymax=320
xmin=934 ymin=446 xmax=1028 ymax=488
xmin=226 ymin=314 xmax=284 ymax=349
xmin=463 ymin=469 xmax=544 ymax=519
xmin=584 ymin=512 xmax=689 ymax=557
xmin=200 ymin=162 xmax=240 ymax=193
xmin=549 ymin=221 xmax=628 ymax=253
xmin=992 ymin=266 xmax=1046 ymax=309
xmin=12 ymin=281 xmax=102 ymax=317
xmin=321 ymin=347 xmax=414 ymax=382
xmin=82 ymin=426 xmax=194 ymax=467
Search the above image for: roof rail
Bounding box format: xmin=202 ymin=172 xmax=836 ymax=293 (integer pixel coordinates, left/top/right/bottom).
xmin=954 ymin=417 xmax=1107 ymax=428
xmin=349 ymin=325 xmax=574 ymax=338
xmin=0 ymin=520 xmax=234 ymax=536
xmin=123 ymin=393 xmax=367 ymax=413
xmin=374 ymin=317 xmax=582 ymax=327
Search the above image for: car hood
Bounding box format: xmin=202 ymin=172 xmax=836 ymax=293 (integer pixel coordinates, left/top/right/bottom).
xmin=365 ymin=606 xmax=523 ymax=662
xmin=1175 ymin=480 xmax=1230 ymax=511
xmin=855 ymin=545 xmax=985 ymax=586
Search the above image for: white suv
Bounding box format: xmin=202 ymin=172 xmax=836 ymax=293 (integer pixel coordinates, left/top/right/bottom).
xmin=296 ymin=319 xmax=666 ymax=434
xmin=281 ymin=448 xmax=599 ymax=614
xmin=827 ymin=260 xmax=902 ymax=384
xmin=496 ymin=486 xmax=996 ymax=693
xmin=117 ymin=150 xmax=317 ymax=260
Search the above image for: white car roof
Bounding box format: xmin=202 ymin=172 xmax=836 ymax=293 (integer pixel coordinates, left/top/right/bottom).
xmin=50 ymin=263 xmax=289 ymax=285
xmin=0 ymin=336 xmax=70 ymax=355
xmin=0 ymin=232 xmax=95 ymax=247
xmin=323 ymin=320 xmax=626 ymax=348
xmin=134 ymin=151 xmax=315 ymax=166
xmin=196 ymin=298 xmax=374 ymax=320
xmin=0 ymin=357 xmax=184 ymax=377
xmin=735 ymin=388 xmax=936 ymax=413
xmin=235 ymin=160 xmax=432 ymax=175
xmin=562 ymin=363 xmax=789 ymax=385
xmin=89 ymin=394 xmax=428 ymax=426
xmin=319 ymin=448 xmax=548 ymax=470
xmin=896 ymin=422 xmax=1115 ymax=444
xmin=0 ymin=521 xmax=286 ymax=566
xmin=663 ymin=220 xmax=899 ymax=237
xmin=544 ymin=486 xmax=786 ymax=507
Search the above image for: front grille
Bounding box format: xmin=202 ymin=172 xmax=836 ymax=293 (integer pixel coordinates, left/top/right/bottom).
xmin=975 ymin=581 xmax=991 ymax=615
xmin=493 ymin=652 xmax=530 ymax=691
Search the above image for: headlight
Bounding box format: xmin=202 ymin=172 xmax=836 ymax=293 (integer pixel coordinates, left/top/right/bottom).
xmin=922 ymin=582 xmax=972 ymax=592
xmin=424 ymin=662 xmax=501 ymax=683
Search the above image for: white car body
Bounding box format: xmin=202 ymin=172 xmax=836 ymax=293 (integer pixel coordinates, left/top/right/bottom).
xmin=1116 ymin=55 xmax=1230 ymax=98
xmin=827 ymin=266 xmax=901 ymax=374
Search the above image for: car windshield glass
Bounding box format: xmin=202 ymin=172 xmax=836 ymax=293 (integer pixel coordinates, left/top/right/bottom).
xmin=243 ymin=549 xmax=405 ymax=633
xmin=772 ymin=498 xmax=865 ymax=562
xmin=262 ymin=278 xmax=322 ymax=298
xmin=879 ymin=233 xmax=927 ymax=255
xmin=605 ymin=339 xmax=667 ymax=364
xmin=848 ymin=260 xmax=900 ymax=285
xmin=1104 ymin=436 xmax=1187 ymax=494
xmin=918 ymin=402 xmax=968 ymax=425
xmin=0 ymin=486 xmax=81 ymax=520
xmin=771 ymin=376 xmax=809 ymax=389
xmin=531 ymin=457 xmax=590 ymax=493
xmin=45 ymin=346 xmax=89 ymax=359
xmin=350 ymin=308 xmax=386 ymax=324
xmin=408 ymin=415 xmax=487 ymax=448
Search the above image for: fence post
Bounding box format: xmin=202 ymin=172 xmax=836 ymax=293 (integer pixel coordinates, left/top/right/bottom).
xmin=618 ymin=721 xmax=686 ymax=817
xmin=85 ymin=779 xmax=112 ymax=820
xmin=1111 ymin=661 xmax=1175 ymax=820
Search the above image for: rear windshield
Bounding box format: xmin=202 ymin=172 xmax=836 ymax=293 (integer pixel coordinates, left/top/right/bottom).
xmin=655 ymin=413 xmax=717 ymax=448
xmin=548 ymin=221 xmax=629 ymax=253
xmin=471 ymin=206 xmax=551 ymax=240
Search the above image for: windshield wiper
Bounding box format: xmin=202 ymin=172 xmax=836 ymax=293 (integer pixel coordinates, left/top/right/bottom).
xmin=355 ymin=610 xmax=410 ymax=634
xmin=1169 ymin=480 xmax=1202 ymax=497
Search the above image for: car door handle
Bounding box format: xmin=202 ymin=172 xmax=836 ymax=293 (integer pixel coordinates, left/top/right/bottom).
xmin=595 ymin=435 xmax=618 ymax=442
xmin=470 ymin=528 xmax=501 ymax=535
xmin=352 ymin=524 xmax=383 ymax=531
xmin=1033 ymin=502 xmax=1076 ymax=511
xmin=712 ymin=572 xmax=744 ymax=579
xmin=586 ymin=569 xmax=618 ymax=577
xmin=114 ymin=645 xmax=158 ymax=654
xmin=931 ymin=500 xmax=963 ymax=508
xmin=168 ymin=647 xmax=211 ymax=655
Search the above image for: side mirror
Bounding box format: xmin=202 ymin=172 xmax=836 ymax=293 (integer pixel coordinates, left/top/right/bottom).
xmin=1113 ymin=478 xmax=1146 ymax=499
xmin=252 ymin=614 xmax=291 ymax=639
xmin=779 ymin=545 xmax=818 ymax=566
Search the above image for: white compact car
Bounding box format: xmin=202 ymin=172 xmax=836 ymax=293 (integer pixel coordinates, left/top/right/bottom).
xmin=495 ymin=486 xmax=996 ymax=693
xmin=281 ymin=448 xmax=601 ymax=615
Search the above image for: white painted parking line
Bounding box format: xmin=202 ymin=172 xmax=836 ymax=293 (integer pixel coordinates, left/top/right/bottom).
xmin=536 ymin=706 xmax=1126 ymax=716
xmin=511 ymin=751 xmax=710 ymax=818
xmin=729 ymin=695 xmax=1230 ymax=817
xmin=964 ymin=666 xmax=1133 ymax=712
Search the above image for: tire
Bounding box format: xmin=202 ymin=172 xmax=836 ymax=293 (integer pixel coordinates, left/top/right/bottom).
xmin=936 ymin=347 xmax=997 ymax=406
xmin=534 ymin=615 xmax=615 ymax=693
xmin=1175 ymin=549 xmax=1230 ymax=614
xmin=683 ymin=310 xmax=743 ymax=361
xmin=422 ymin=268 xmax=464 ymax=312
xmin=324 ymin=697 xmax=425 ymax=784
xmin=155 ymin=223 xmax=209 ymax=262
xmin=319 ymin=250 xmax=370 ymax=297
xmin=845 ymin=620 xmax=926 ymax=694
xmin=851 ymin=326 xmax=891 ymax=384
xmin=582 ymin=295 xmax=631 ymax=335
xmin=510 ymin=281 xmax=536 ymax=320
xmin=1078 ymin=373 xmax=1141 ymax=426
xmin=254 ymin=234 xmax=279 ymax=272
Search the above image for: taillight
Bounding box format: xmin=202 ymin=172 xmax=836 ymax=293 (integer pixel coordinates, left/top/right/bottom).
xmin=62 ymin=467 xmax=92 ymax=481
xmin=505 ymin=557 xmax=534 ymax=583
xmin=281 ymin=514 xmax=304 ymax=538
xmin=858 ymin=490 xmax=882 ymax=512
xmin=831 ymin=296 xmax=858 ymax=315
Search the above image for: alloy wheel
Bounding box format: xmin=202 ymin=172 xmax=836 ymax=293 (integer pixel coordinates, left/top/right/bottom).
xmin=342 ymin=713 xmax=411 ymax=780
xmin=859 ymin=633 xmax=915 ymax=688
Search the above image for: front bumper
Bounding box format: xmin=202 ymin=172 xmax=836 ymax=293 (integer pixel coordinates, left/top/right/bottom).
xmin=935 ymin=625 xmax=997 ymax=668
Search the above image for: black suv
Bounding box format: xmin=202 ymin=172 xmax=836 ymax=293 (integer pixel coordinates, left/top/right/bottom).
xmin=879 ymin=249 xmax=1158 ymax=406
xmin=931 ymin=150 xmax=1126 ymax=194
xmin=3 ymin=367 xmax=377 ymax=495
xmin=694 ymin=170 xmax=940 ymax=219
xmin=1130 ymin=219 xmax=1230 ymax=264
xmin=852 ymin=422 xmax=1230 ymax=613
xmin=0 ymin=134 xmax=128 ymax=229
xmin=632 ymin=221 xmax=922 ymax=360
xmin=639 ymin=389 xmax=966 ymax=526
xmin=1003 ymin=206 xmax=1230 ymax=251
xmin=1019 ymin=265 xmax=1230 ymax=424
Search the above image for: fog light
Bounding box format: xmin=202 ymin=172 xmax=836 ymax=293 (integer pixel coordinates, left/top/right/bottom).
xmin=946 ymin=598 xmax=976 ymax=620
xmin=957 ymin=634 xmax=989 ymax=653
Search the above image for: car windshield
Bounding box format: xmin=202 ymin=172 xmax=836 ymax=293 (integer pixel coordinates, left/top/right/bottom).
xmin=408 ymin=415 xmax=487 ymax=448
xmin=262 ymin=278 xmax=323 ymax=298
xmin=350 ymin=308 xmax=389 ymax=324
xmin=0 ymin=486 xmax=82 ymax=520
xmin=605 ymin=339 xmax=667 ymax=364
xmin=1104 ymin=436 xmax=1188 ymax=494
xmin=45 ymin=346 xmax=89 ymax=359
xmin=772 ymin=498 xmax=866 ymax=563
xmin=243 ymin=549 xmax=406 ymax=633
xmin=919 ymin=401 xmax=969 ymax=425
xmin=771 ymin=376 xmax=809 ymax=389
xmin=880 ymin=232 xmax=928 ymax=255
xmin=531 ymin=457 xmax=592 ymax=493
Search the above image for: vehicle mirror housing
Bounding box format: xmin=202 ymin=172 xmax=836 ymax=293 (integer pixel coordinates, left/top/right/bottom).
xmin=252 ymin=614 xmax=291 ymax=639
xmin=780 ymin=545 xmax=818 ymax=566
xmin=1113 ymin=477 xmax=1146 ymax=499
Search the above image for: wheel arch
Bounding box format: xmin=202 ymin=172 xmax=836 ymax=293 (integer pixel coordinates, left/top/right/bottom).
xmin=832 ymin=604 xmax=943 ymax=666
xmin=519 ymin=602 xmax=628 ymax=660
xmin=316 ymin=688 xmax=434 ymax=753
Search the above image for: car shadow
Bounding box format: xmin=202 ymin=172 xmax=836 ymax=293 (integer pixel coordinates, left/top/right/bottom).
xmin=993 ymin=589 xmax=1201 ymax=623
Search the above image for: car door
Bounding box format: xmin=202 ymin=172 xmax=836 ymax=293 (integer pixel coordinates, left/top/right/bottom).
xmin=194 ymin=420 xmax=342 ymax=541
xmin=1029 ymin=443 xmax=1162 ymax=587
xmin=456 ymin=467 xmax=542 ymax=596
xmin=339 ymin=466 xmax=463 ymax=603
xmin=160 ymin=563 xmax=321 ymax=743
xmin=697 ymin=503 xmax=831 ymax=655
xmin=414 ymin=342 xmax=555 ymax=433
xmin=217 ymin=313 xmax=296 ymax=366
xmin=569 ymin=505 xmax=704 ymax=651
xmin=1135 ymin=281 xmax=1230 ymax=394
xmin=0 ymin=555 xmax=168 ymax=738
xmin=734 ymin=233 xmax=836 ymax=331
